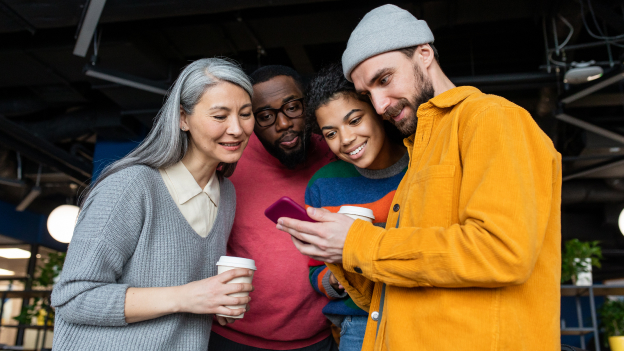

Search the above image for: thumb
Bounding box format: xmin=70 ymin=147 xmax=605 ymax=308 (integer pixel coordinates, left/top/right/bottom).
xmin=307 ymin=206 xmax=331 ymax=221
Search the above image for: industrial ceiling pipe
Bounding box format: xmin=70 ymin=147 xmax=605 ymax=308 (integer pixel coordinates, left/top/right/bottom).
xmin=0 ymin=115 xmax=92 ymax=186
xmin=18 ymin=107 xmax=119 ymax=143
xmin=562 ymin=179 xmax=624 ymax=205
xmin=0 ymin=95 xmax=48 ymax=117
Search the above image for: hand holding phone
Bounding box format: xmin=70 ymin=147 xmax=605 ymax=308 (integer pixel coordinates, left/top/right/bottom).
xmin=265 ymin=197 xmax=316 ymax=224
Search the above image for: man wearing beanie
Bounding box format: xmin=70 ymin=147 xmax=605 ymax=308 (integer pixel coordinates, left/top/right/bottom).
xmin=277 ymin=4 xmax=562 ymax=351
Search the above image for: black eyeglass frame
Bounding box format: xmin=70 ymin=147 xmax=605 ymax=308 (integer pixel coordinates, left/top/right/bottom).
xmin=254 ymin=97 xmax=305 ymax=128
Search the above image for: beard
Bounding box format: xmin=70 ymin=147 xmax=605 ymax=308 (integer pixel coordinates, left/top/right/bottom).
xmin=259 ymin=127 xmax=311 ymax=169
xmin=382 ymin=63 xmax=435 ymax=136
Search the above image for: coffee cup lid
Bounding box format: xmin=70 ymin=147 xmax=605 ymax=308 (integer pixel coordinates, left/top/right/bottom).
xmin=338 ymin=206 xmax=375 ymax=220
xmin=216 ymin=256 xmax=257 ymax=270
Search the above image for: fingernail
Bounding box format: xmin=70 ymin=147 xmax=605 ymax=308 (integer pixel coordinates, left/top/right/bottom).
xmin=276 ymin=224 xmax=283 ymax=230
xmin=278 ymin=219 xmax=283 ymax=225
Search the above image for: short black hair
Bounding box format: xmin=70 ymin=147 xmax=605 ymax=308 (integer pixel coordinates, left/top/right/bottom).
xmin=304 ymin=63 xmax=369 ymax=134
xmin=399 ymin=43 xmax=440 ymax=63
xmin=306 ymin=63 xmax=405 ymax=143
xmin=249 ymin=65 xmax=304 ymax=90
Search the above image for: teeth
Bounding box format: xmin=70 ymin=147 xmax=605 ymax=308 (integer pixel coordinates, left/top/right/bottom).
xmin=222 ymin=143 xmax=239 ymax=146
xmin=349 ymin=142 xmax=366 ymax=156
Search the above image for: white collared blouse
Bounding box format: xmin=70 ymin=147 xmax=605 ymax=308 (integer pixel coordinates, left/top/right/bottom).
xmin=159 ymin=161 xmax=220 ymax=237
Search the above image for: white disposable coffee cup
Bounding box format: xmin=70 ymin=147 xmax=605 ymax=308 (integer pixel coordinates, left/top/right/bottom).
xmin=216 ymin=256 xmax=256 ymax=319
xmin=338 ymin=206 xmax=375 ymax=223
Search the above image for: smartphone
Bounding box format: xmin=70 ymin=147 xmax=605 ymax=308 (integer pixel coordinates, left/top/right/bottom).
xmin=265 ymin=196 xmax=317 ymax=224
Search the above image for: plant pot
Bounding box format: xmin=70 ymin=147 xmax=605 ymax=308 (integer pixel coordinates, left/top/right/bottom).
xmin=573 ymin=257 xmax=592 ymax=286
xmin=609 ymin=336 xmax=624 ymax=351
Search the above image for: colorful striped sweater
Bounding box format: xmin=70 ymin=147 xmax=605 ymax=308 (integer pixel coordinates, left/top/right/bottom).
xmin=305 ymin=152 xmax=408 ymax=325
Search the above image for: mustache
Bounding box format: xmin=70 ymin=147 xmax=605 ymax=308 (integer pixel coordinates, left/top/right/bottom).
xmin=275 ymin=130 xmax=302 ymax=145
xmin=382 ymin=99 xmax=411 ymax=120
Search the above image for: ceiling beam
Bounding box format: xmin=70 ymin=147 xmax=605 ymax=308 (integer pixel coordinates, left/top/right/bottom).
xmin=555 ymin=113 xmax=624 ymax=145
xmin=0 ymin=115 xmax=91 ymax=186
xmin=567 ymin=93 xmax=624 ymax=107
xmin=561 ymin=71 xmax=624 ymax=105
xmin=0 ymin=177 xmax=25 ymax=188
xmin=449 ymin=72 xmax=556 ymax=86
xmin=15 ymin=186 xmax=41 ymax=212
xmin=0 ymin=0 xmax=36 ymax=34
xmin=562 ymin=156 xmax=624 ymax=181
xmin=73 ymin=0 xmax=107 ymax=57
xmin=84 ymin=64 xmax=168 ymax=95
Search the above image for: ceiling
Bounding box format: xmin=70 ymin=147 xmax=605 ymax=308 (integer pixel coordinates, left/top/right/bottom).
xmin=1 ymin=0 xmax=624 ymax=278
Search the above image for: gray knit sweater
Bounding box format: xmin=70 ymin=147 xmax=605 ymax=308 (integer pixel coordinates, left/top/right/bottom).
xmin=51 ymin=165 xmax=235 ymax=351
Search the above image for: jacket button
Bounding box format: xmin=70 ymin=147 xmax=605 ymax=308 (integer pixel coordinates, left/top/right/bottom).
xmin=354 ymin=267 xmax=363 ymax=274
xmin=393 ymin=204 xmax=400 ymax=212
xmin=371 ymin=311 xmax=379 ymax=321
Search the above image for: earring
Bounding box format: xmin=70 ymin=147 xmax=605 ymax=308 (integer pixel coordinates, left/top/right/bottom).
xmin=181 ymin=127 xmax=187 ymax=131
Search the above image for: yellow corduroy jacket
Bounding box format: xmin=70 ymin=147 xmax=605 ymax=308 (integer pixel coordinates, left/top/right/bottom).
xmin=327 ymin=86 xmax=562 ymax=351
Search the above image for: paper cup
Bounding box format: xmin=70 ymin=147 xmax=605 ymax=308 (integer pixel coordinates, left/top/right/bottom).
xmin=215 ymin=256 xmax=256 ymax=319
xmin=338 ymin=206 xmax=375 ymax=223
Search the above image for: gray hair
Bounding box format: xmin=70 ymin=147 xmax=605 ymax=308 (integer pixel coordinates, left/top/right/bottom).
xmin=81 ymin=58 xmax=252 ymax=205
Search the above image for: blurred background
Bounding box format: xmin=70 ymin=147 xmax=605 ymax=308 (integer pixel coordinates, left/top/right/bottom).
xmin=0 ymin=0 xmax=624 ymax=349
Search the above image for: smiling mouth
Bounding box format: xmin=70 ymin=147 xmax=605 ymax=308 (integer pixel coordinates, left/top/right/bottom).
xmin=392 ymin=108 xmax=405 ymax=122
xmin=345 ymin=141 xmax=367 ymax=158
xmin=219 ymin=141 xmax=243 ymax=150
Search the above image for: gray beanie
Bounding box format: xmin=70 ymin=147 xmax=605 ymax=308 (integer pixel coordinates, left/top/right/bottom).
xmin=342 ymin=4 xmax=434 ymax=81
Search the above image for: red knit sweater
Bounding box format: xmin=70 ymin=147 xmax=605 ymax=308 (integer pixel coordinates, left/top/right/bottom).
xmin=211 ymin=133 xmax=334 ymax=349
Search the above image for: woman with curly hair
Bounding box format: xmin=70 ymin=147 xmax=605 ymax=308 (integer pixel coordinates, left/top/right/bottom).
xmin=304 ymin=63 xmax=406 ymax=351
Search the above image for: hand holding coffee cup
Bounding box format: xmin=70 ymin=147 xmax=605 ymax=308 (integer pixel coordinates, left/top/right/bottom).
xmin=329 ymin=206 xmax=373 ymax=291
xmin=176 ymin=266 xmax=253 ymax=318
xmin=216 ymin=256 xmax=257 ymax=319
xmin=337 ymin=206 xmax=375 ymax=223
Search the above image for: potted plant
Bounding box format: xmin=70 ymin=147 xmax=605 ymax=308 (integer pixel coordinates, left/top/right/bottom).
xmin=599 ymin=299 xmax=624 ymax=351
xmin=14 ymin=251 xmax=66 ymax=325
xmin=561 ymin=239 xmax=602 ymax=286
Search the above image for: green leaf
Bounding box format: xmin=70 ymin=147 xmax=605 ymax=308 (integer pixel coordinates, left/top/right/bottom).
xmin=599 ymin=299 xmax=624 ymax=346
xmin=561 ymin=239 xmax=603 ymax=283
xmin=13 ymin=252 xmax=66 ymax=325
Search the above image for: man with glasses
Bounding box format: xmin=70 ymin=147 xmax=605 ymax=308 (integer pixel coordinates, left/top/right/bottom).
xmin=210 ymin=65 xmax=337 ymax=351
xmin=254 ymin=95 xmax=307 ymax=169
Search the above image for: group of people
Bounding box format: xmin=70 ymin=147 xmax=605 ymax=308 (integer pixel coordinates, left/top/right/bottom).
xmin=50 ymin=4 xmax=563 ymax=351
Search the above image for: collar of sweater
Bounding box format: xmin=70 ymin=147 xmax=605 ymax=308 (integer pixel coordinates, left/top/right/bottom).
xmin=354 ymin=150 xmax=409 ymax=179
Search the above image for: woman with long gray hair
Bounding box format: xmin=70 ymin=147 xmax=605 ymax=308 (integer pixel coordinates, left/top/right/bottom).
xmin=51 ymin=58 xmax=255 ymax=351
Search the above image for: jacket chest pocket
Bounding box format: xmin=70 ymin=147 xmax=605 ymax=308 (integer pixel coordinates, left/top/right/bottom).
xmin=407 ymin=164 xmax=456 ymax=228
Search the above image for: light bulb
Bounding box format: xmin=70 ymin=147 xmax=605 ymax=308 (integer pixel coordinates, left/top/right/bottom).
xmin=563 ymin=66 xmax=604 ymax=84
xmin=47 ymin=205 xmax=80 ymax=243
xmin=618 ymin=208 xmax=624 ymax=236
xmin=0 ymin=248 xmax=31 ymax=259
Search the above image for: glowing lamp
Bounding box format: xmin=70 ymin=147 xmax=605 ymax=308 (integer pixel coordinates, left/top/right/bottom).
xmin=618 ymin=208 xmax=624 ymax=236
xmin=47 ymin=205 xmax=80 ymax=243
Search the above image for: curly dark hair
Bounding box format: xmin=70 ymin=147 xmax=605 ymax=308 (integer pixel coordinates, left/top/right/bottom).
xmin=305 ymin=63 xmax=404 ymax=143
xmin=305 ymin=63 xmax=369 ymax=134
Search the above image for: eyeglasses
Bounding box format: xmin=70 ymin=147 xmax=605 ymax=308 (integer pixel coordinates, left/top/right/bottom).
xmin=254 ymin=98 xmax=304 ymax=127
